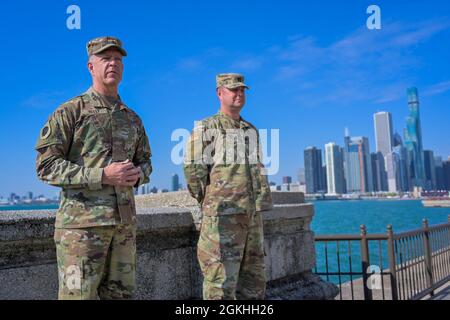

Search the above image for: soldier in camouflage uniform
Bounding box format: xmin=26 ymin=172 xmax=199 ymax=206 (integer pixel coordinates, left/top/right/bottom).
xmin=35 ymin=36 xmax=152 ymax=300
xmin=184 ymin=73 xmax=273 ymax=300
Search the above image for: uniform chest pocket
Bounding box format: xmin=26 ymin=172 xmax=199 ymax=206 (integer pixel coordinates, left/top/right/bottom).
xmin=111 ymin=113 xmax=139 ymax=154
xmin=77 ymin=112 xmax=112 ymax=149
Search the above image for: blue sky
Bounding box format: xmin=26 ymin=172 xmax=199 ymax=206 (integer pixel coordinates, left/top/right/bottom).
xmin=0 ymin=0 xmax=449 ymax=198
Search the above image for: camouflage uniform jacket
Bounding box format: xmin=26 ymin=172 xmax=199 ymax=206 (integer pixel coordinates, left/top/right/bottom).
xmin=35 ymin=87 xmax=152 ymax=228
xmin=184 ymin=111 xmax=272 ymax=216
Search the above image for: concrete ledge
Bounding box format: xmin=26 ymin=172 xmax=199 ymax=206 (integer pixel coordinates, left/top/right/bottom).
xmin=0 ymin=192 xmax=338 ymax=300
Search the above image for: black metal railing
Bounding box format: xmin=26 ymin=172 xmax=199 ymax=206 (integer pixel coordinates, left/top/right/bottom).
xmin=314 ymin=215 xmax=450 ymax=300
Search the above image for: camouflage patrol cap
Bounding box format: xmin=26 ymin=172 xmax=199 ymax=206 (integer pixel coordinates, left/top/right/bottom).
xmin=86 ymin=36 xmax=127 ymax=56
xmin=216 ymin=73 xmax=249 ymax=89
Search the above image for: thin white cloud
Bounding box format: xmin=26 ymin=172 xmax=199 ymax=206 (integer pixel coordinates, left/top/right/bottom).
xmin=170 ymin=18 xmax=450 ymax=107
xmin=389 ymin=20 xmax=450 ymax=47
xmin=272 ymin=19 xmax=450 ymax=105
xmin=423 ymin=80 xmax=450 ymax=96
xmin=21 ymin=91 xmax=68 ymax=109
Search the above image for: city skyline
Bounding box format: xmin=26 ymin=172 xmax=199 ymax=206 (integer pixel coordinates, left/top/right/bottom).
xmin=302 ymin=87 xmax=450 ymax=195
xmin=3 ymin=84 xmax=449 ymax=199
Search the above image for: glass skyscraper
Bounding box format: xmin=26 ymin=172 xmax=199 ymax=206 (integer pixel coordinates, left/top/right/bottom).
xmin=434 ymin=156 xmax=446 ymax=191
xmin=304 ymin=147 xmax=326 ymax=193
xmin=172 ymin=174 xmax=180 ymax=192
xmin=423 ymin=150 xmax=437 ymax=191
xmin=404 ymin=87 xmax=425 ymax=189
xmin=393 ymin=145 xmax=410 ymax=192
xmin=444 ymin=159 xmax=450 ymax=191
xmin=325 ymin=142 xmax=346 ymax=195
xmin=344 ymin=134 xmax=373 ymax=193
xmin=374 ymin=111 xmax=394 ymax=157
xmin=371 ymin=152 xmax=388 ymax=192
xmin=385 ymin=151 xmax=402 ymax=192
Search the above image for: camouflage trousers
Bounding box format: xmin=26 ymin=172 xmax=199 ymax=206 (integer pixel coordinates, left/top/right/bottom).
xmin=54 ymin=223 xmax=136 ymax=300
xmin=197 ymin=212 xmax=266 ymax=300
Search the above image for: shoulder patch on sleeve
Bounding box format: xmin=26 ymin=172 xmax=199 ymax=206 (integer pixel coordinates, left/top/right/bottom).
xmin=40 ymin=123 xmax=52 ymax=139
xmin=35 ymin=120 xmax=61 ymax=150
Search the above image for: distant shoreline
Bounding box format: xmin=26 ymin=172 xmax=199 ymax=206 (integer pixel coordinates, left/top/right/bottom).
xmin=0 ymin=204 xmax=59 ymax=211
xmin=1 ymin=197 xmax=446 ymax=212
xmin=308 ymin=197 xmax=422 ymax=201
xmin=0 ymin=198 xmax=424 ymax=212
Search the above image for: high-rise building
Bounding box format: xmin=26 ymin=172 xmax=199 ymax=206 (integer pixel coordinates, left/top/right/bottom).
xmin=434 ymin=156 xmax=445 ymax=191
xmin=393 ymin=145 xmax=410 ymax=192
xmin=344 ymin=146 xmax=360 ymax=193
xmin=344 ymin=134 xmax=373 ymax=193
xmin=172 ymin=174 xmax=180 ymax=192
xmin=325 ymin=143 xmax=346 ymax=194
xmin=298 ymin=168 xmax=306 ymax=185
xmin=304 ymin=147 xmax=326 ymax=193
xmin=423 ymin=150 xmax=437 ymax=191
xmin=443 ymin=159 xmax=450 ymax=191
xmin=282 ymin=176 xmax=292 ymax=192
xmin=393 ymin=132 xmax=403 ymax=147
xmin=371 ymin=152 xmax=388 ymax=192
xmin=404 ymin=87 xmax=425 ymax=189
xmin=27 ymin=191 xmax=33 ymax=200
xmin=385 ymin=151 xmax=402 ymax=192
xmin=322 ymin=165 xmax=327 ymax=192
xmin=283 ymin=176 xmax=292 ymax=184
xmin=374 ymin=111 xmax=394 ymax=157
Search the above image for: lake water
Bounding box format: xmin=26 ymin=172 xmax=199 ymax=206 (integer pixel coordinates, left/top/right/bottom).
xmin=2 ymin=199 xmax=449 ymax=285
xmin=311 ymin=199 xmax=449 ymax=234
xmin=311 ymin=199 xmax=450 ymax=285
xmin=0 ymin=204 xmax=58 ymax=211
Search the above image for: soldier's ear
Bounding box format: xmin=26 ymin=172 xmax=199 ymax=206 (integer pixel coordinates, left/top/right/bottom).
xmin=87 ymin=61 xmax=94 ymax=75
xmin=87 ymin=55 xmax=95 ymax=74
